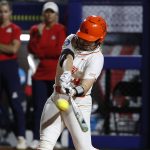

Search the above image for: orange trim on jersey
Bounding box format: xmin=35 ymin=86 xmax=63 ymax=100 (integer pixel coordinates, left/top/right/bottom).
xmin=77 ymin=50 xmax=100 ymax=56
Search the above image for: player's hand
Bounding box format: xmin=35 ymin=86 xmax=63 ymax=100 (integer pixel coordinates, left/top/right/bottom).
xmin=61 ymin=84 xmax=76 ymax=97
xmin=37 ymin=23 xmax=44 ymax=36
xmin=68 ymin=87 xmax=76 ymax=97
xmin=60 ymin=71 xmax=73 ymax=94
xmin=60 ymin=71 xmax=72 ymax=83
xmin=60 ymin=71 xmax=72 ymax=85
xmin=60 ymin=82 xmax=71 ymax=94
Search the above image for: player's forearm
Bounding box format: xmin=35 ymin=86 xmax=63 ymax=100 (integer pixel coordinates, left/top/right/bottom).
xmin=70 ymin=79 xmax=95 ymax=97
xmin=0 ymin=43 xmax=19 ymax=54
xmin=80 ymin=79 xmax=95 ymax=95
xmin=62 ymin=54 xmax=73 ymax=72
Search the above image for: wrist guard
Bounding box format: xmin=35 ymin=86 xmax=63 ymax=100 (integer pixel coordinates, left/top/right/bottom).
xmin=73 ymin=86 xmax=84 ymax=96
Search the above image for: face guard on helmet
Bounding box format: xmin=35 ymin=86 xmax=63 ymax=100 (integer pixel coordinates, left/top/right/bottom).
xmin=76 ymin=15 xmax=107 ymax=51
xmin=75 ymin=36 xmax=100 ymax=51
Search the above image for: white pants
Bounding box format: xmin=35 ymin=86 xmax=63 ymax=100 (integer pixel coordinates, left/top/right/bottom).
xmin=38 ymin=93 xmax=98 ymax=150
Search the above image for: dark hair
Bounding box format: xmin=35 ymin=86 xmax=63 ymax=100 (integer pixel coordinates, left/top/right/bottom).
xmin=0 ymin=0 xmax=12 ymax=11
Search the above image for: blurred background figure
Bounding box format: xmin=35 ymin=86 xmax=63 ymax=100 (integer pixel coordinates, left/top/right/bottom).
xmin=27 ymin=1 xmax=66 ymax=149
xmin=0 ymin=1 xmax=27 ymax=149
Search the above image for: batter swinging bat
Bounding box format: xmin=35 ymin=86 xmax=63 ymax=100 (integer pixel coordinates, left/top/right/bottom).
xmin=69 ymin=96 xmax=88 ymax=132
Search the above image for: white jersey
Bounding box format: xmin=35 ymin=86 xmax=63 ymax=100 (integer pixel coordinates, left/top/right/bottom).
xmin=39 ymin=34 xmax=103 ymax=150
xmin=62 ymin=34 xmax=104 ymax=95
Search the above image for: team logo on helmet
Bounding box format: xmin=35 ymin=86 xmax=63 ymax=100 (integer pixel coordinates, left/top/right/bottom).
xmin=64 ymin=39 xmax=70 ymax=46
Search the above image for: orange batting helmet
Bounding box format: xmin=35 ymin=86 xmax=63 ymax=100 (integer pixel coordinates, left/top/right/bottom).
xmin=76 ymin=15 xmax=107 ymax=43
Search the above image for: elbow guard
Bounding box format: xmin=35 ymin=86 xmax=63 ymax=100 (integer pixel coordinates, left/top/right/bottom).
xmin=59 ymin=49 xmax=74 ymax=67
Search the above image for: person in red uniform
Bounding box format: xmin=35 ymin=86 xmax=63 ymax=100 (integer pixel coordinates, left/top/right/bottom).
xmin=27 ymin=2 xmax=66 ymax=149
xmin=0 ymin=1 xmax=27 ymax=149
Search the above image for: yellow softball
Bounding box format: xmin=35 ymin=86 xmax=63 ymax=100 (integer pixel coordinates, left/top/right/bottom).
xmin=56 ymin=98 xmax=69 ymax=111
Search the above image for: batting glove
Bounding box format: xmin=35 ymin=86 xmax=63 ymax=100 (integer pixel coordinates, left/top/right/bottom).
xmin=60 ymin=71 xmax=72 ymax=83
xmin=68 ymin=87 xmax=76 ymax=97
xmin=61 ymin=84 xmax=76 ymax=97
xmin=60 ymin=82 xmax=71 ymax=94
xmin=60 ymin=71 xmax=72 ymax=93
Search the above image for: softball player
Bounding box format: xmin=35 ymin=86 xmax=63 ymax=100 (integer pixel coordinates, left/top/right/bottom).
xmin=0 ymin=1 xmax=26 ymax=149
xmin=38 ymin=15 xmax=107 ymax=150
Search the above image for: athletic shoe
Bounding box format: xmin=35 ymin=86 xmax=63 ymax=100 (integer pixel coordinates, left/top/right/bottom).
xmin=29 ymin=140 xmax=39 ymax=149
xmin=54 ymin=141 xmax=63 ymax=149
xmin=16 ymin=136 xmax=27 ymax=149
